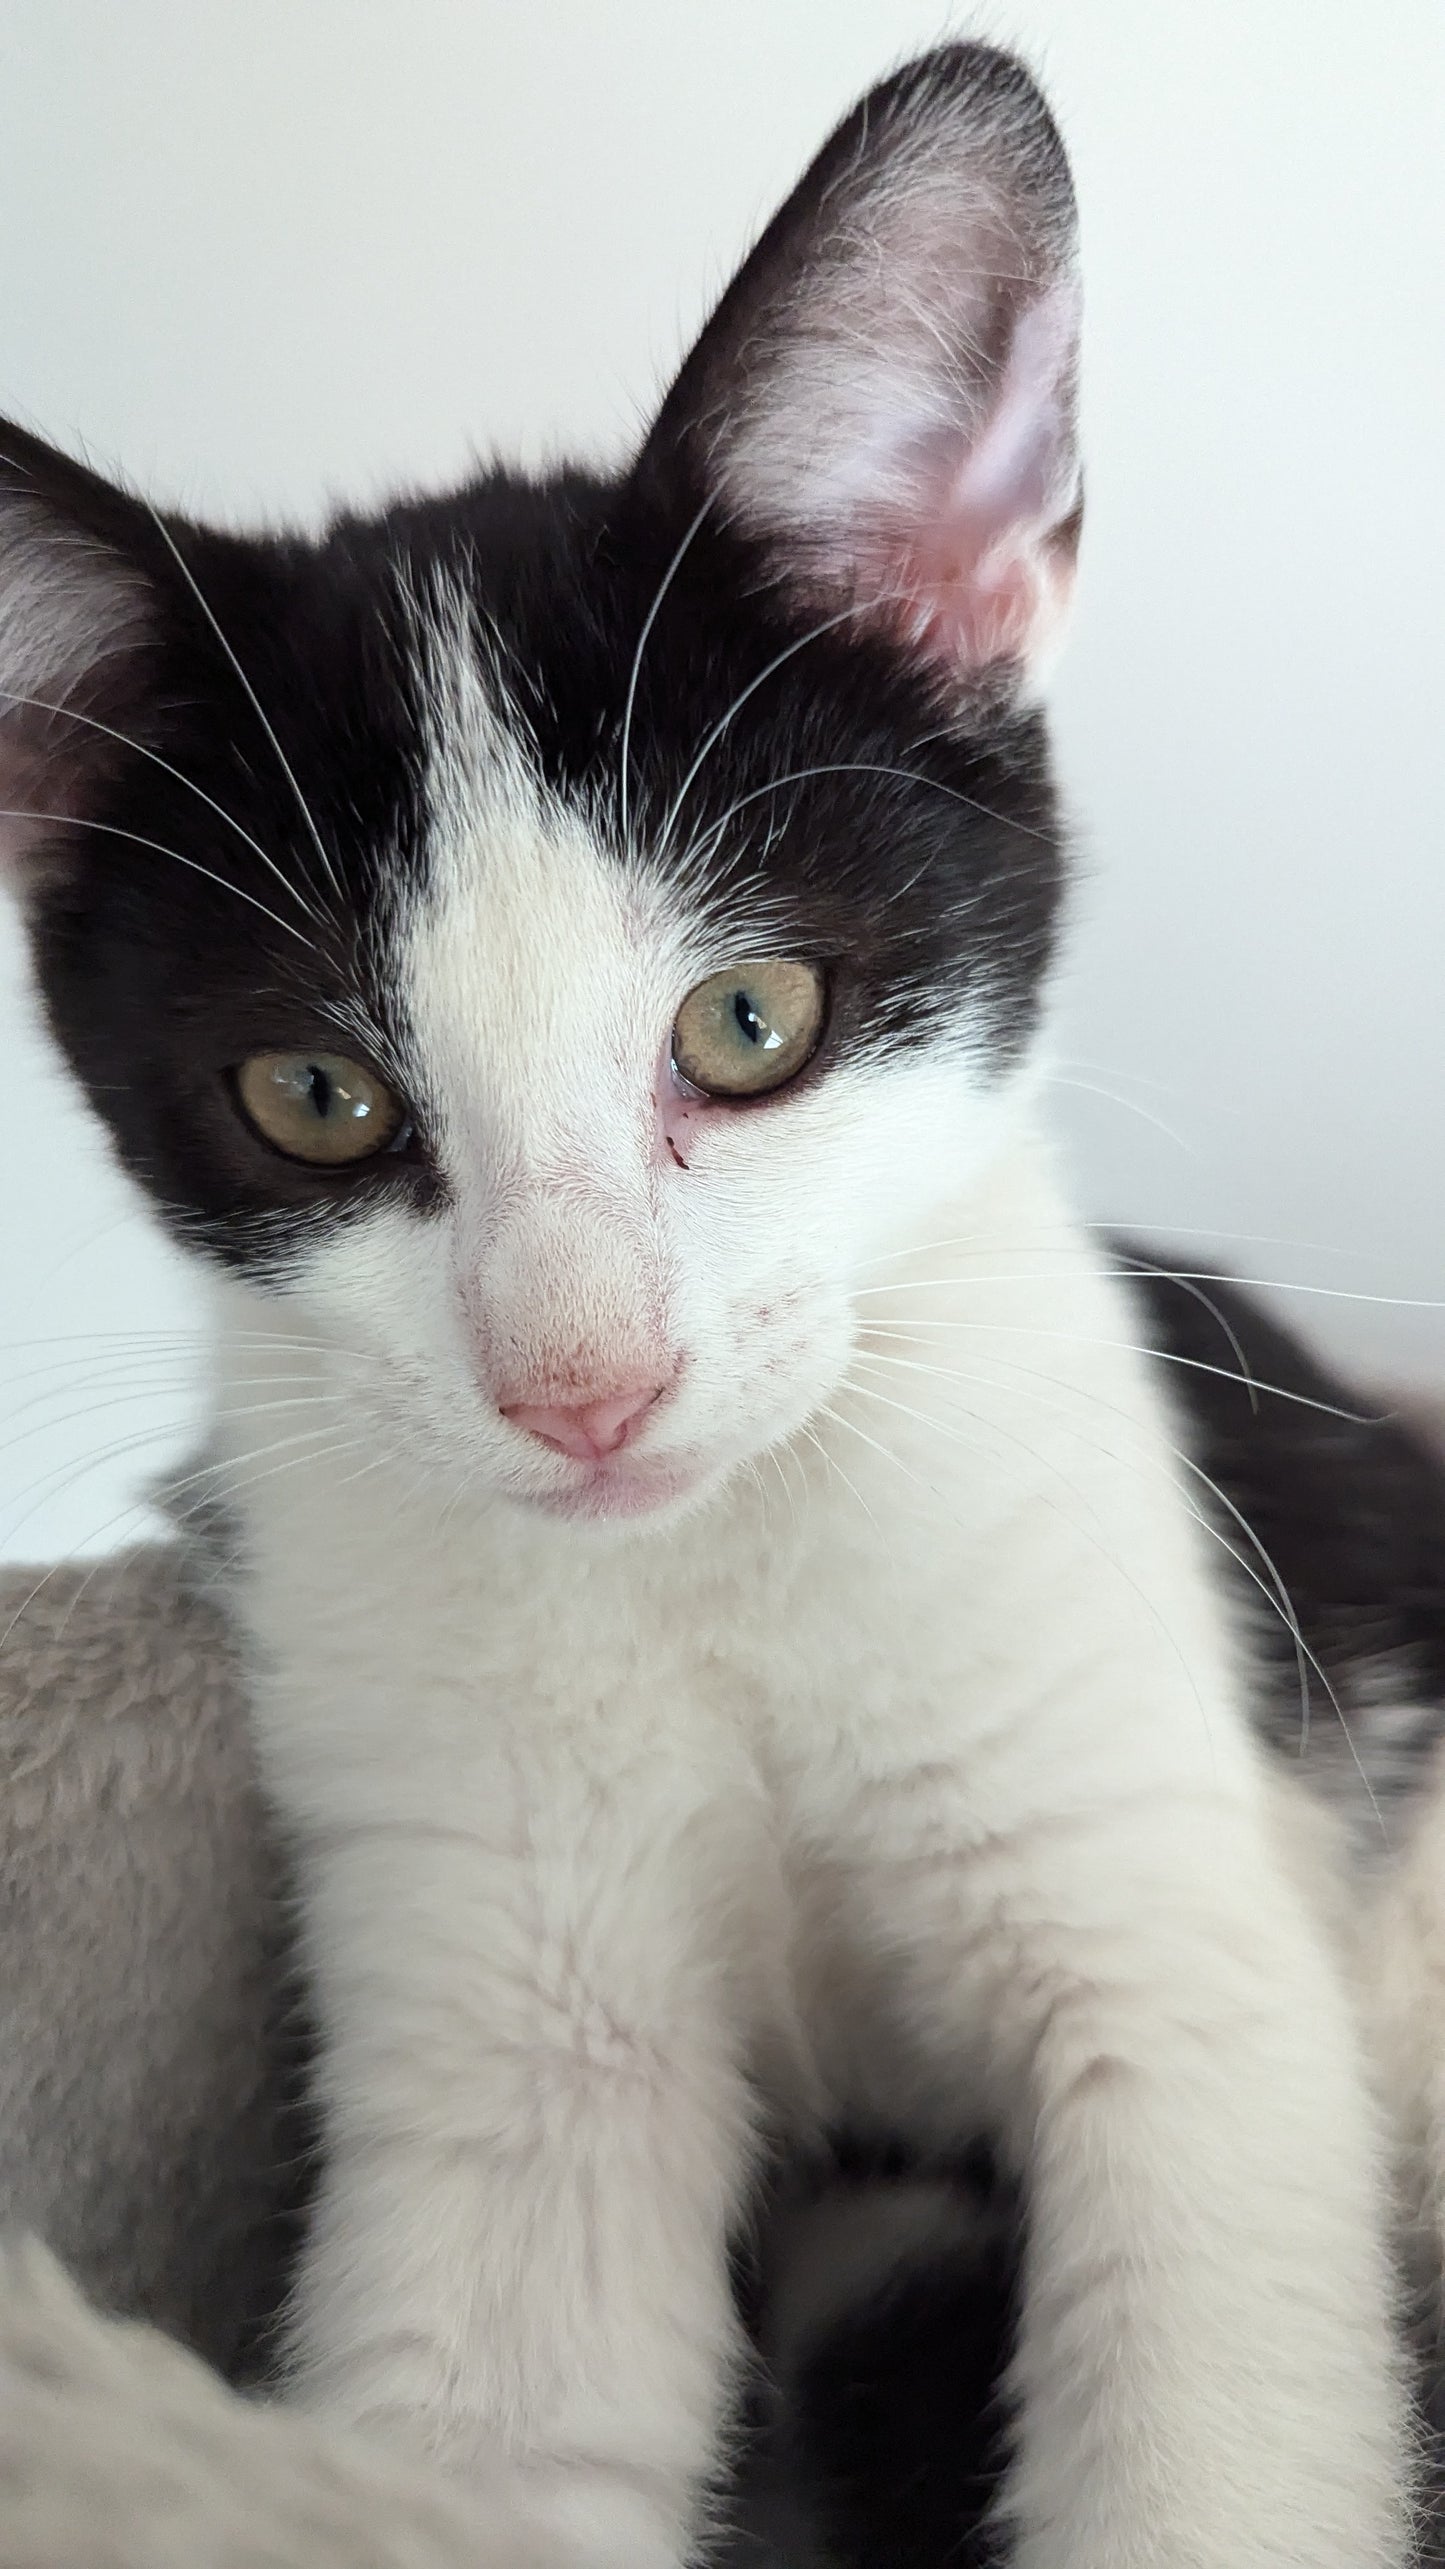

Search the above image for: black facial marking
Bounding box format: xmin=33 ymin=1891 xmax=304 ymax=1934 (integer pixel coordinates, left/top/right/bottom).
xmin=0 ymin=447 xmax=1064 ymax=1284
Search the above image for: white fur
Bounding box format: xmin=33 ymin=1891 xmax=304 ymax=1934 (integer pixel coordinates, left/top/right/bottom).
xmin=1358 ymin=1735 xmax=1445 ymax=2305
xmin=184 ymin=634 xmax=1415 ymax=2568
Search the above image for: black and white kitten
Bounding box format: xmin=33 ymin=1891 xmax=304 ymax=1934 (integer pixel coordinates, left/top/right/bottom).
xmin=0 ymin=43 xmax=1427 ymax=2569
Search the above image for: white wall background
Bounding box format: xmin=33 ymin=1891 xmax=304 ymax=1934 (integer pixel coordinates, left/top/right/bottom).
xmin=1 ymin=0 xmax=1442 ymax=1560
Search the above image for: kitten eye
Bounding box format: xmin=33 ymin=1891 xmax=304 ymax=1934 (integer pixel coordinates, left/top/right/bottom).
xmin=671 ymin=961 xmax=826 ymax=1100
xmin=233 ymin=1052 xmax=408 ymax=1166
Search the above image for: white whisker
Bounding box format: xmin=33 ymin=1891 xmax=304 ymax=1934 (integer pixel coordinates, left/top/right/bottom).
xmin=655 ymin=601 xmax=873 ymax=863
xmin=798 ymin=1413 xmax=878 ymax=1530
xmin=0 ymin=681 xmax=330 ymax=934
xmin=835 ymin=1370 xmax=1221 ymax=1760
xmin=618 ymin=496 xmax=712 ymax=851
xmin=1046 ymin=1073 xmax=1195 ymax=1156
xmin=146 ymin=506 xmax=347 ymax=912
xmin=0 ymin=805 xmax=313 ymax=946
xmin=850 ymin=1343 xmax=1384 ymax=1837
xmin=851 ymin=1241 xmax=1445 ymax=1315
xmin=855 ymin=1312 xmax=1372 ymax=1426
xmin=676 ymin=754 xmax=1052 ymax=873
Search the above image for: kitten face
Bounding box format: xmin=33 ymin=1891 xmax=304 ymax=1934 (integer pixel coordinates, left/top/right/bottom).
xmin=270 ymin=587 xmax=1051 ymax=1522
xmin=0 ymin=43 xmax=1079 ymax=1524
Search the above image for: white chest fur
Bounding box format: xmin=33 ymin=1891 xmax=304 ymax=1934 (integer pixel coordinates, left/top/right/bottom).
xmin=206 ymin=1149 xmax=1410 ymax=2569
xmin=229 ymin=1152 xmax=1253 ymax=2112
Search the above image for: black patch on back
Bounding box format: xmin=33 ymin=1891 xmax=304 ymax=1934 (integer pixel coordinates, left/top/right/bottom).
xmin=1116 ymin=1243 xmax=1445 ymax=1800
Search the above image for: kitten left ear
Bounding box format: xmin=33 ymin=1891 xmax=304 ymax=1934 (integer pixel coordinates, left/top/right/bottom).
xmin=636 ymin=44 xmax=1082 ymax=705
xmin=0 ymin=425 xmax=163 ymax=878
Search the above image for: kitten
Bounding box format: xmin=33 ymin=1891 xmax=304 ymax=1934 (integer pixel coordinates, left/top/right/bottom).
xmin=0 ymin=42 xmax=1417 ymax=2569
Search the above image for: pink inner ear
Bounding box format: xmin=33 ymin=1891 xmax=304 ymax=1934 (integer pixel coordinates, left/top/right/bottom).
xmin=851 ymin=287 xmax=1081 ymax=680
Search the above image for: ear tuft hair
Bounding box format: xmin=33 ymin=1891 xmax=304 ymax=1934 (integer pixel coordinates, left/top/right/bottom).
xmin=0 ymin=433 xmax=159 ymax=875
xmin=641 ymin=46 xmax=1082 ymax=706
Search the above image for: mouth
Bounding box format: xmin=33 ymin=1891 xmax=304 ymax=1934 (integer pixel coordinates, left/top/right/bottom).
xmin=517 ymin=1447 xmax=706 ymax=1524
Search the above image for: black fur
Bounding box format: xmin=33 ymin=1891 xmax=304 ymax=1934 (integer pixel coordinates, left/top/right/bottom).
xmin=1120 ymin=1248 xmax=1445 ymax=1804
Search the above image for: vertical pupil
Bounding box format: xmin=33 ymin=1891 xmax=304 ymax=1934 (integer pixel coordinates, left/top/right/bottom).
xmin=307 ymin=1063 xmax=332 ymax=1117
xmin=733 ymin=989 xmax=763 ymax=1046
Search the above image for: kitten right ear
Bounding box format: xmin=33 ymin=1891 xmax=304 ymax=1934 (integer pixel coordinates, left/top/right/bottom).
xmin=635 ymin=44 xmax=1081 ymax=711
xmin=0 ymin=425 xmax=163 ymax=878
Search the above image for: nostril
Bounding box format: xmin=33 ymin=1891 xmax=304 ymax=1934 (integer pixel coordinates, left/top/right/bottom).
xmin=501 ymin=1378 xmax=671 ymax=1464
xmin=574 ymin=1384 xmax=666 ymax=1456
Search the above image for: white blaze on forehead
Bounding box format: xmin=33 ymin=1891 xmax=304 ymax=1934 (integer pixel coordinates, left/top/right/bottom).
xmin=402 ymin=588 xmax=688 ymax=1203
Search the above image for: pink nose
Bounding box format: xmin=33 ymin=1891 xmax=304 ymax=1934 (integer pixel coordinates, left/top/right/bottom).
xmin=501 ymin=1379 xmax=669 ymax=1464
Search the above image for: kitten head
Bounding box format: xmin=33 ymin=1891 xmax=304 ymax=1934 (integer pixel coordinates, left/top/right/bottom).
xmin=0 ymin=44 xmax=1079 ymax=1525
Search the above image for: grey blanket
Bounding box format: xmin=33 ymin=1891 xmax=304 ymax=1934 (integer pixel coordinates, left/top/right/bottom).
xmin=0 ymin=1547 xmax=832 ymax=2565
xmin=0 ymin=1548 xmax=292 ymax=2377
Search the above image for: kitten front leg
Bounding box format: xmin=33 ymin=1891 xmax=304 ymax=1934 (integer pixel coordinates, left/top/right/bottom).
xmin=836 ymin=1788 xmax=1413 ymax=2568
xmin=286 ymin=1828 xmax=758 ymax=2569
